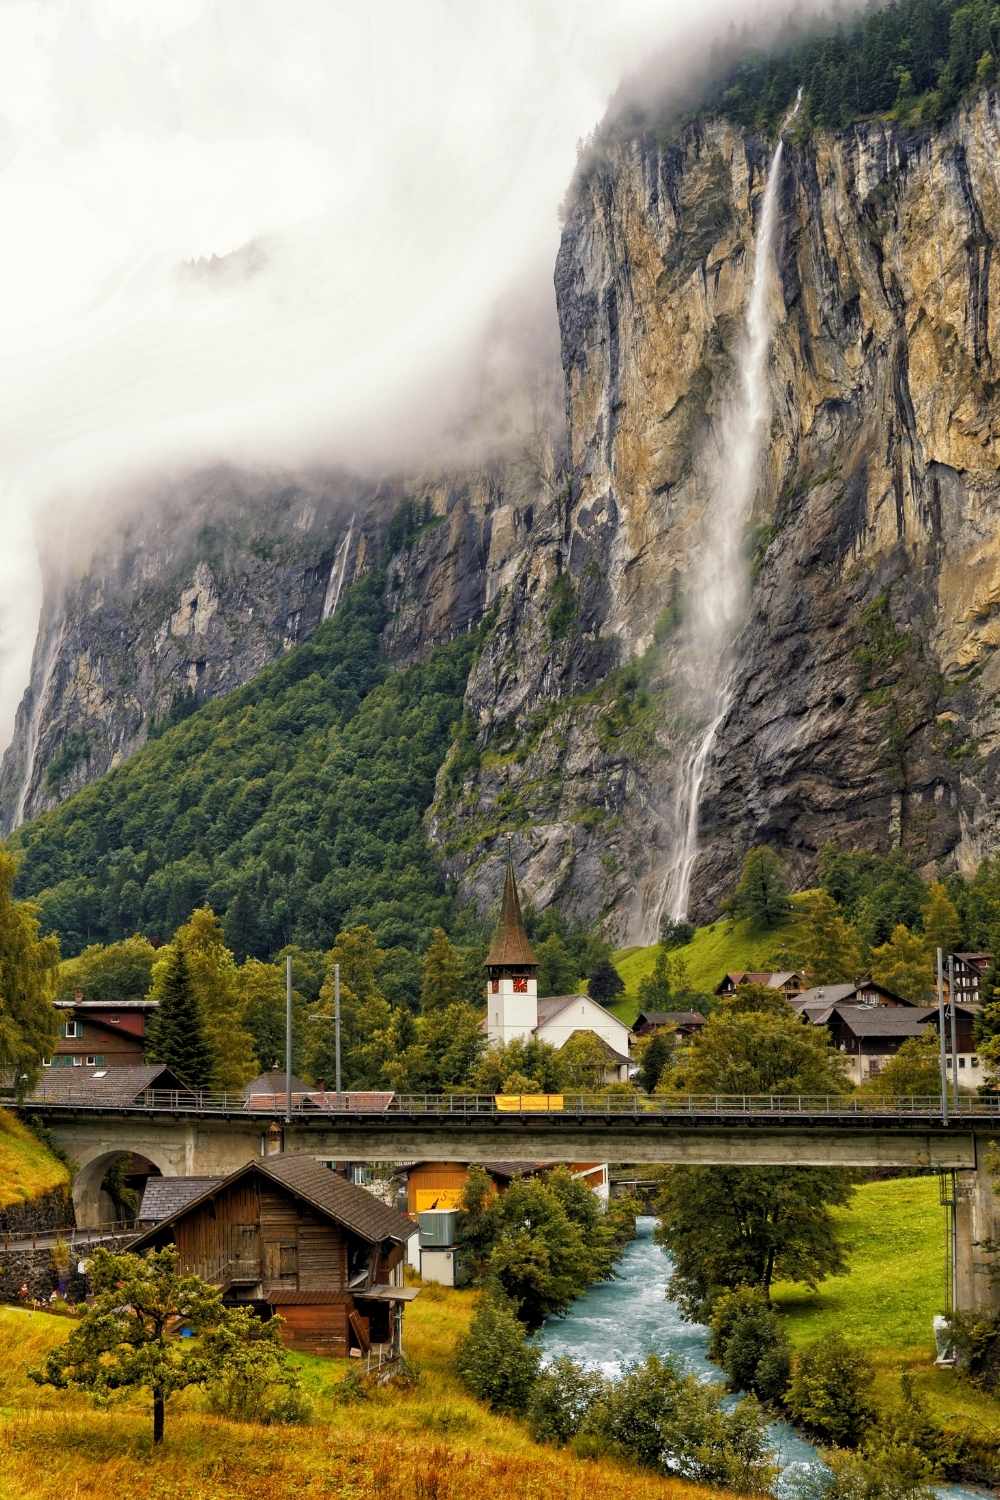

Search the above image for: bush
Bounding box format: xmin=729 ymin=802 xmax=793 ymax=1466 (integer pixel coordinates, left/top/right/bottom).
xmin=946 ymin=1309 xmax=1000 ymax=1390
xmin=709 ymin=1287 xmax=791 ymax=1402
xmin=454 ymin=1294 xmax=541 ymax=1413
xmin=786 ymin=1335 xmax=875 ymax=1448
xmin=818 ymin=1438 xmax=936 ymax=1499
xmin=526 ymin=1357 xmax=607 ymax=1445
xmin=581 ymin=1354 xmax=776 ymax=1490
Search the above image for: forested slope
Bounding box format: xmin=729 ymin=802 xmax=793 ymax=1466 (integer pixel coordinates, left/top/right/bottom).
xmin=10 ymin=576 xmax=479 ymax=958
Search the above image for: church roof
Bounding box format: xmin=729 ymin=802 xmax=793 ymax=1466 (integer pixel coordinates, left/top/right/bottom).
xmin=485 ymin=854 xmax=537 ymax=968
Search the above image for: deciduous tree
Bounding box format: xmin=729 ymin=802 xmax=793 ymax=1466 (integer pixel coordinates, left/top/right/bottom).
xmin=869 ymin=923 xmax=933 ymax=1003
xmin=654 ymin=1008 xmax=852 ymax=1316
xmin=30 ymin=1246 xmax=276 ymax=1443
xmin=0 ymin=851 xmax=59 ymax=1093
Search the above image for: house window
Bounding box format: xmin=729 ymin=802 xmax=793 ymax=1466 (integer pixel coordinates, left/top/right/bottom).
xmin=959 ymin=1056 xmax=967 ymax=1069
xmin=971 ymin=1056 xmax=980 ymax=1068
xmin=85 ymin=1055 xmax=97 ymax=1067
xmin=278 ymin=1243 xmax=298 ymax=1277
xmin=64 ymin=1020 xmax=79 ymax=1039
xmin=41 ymin=1057 xmax=51 ymax=1068
xmin=71 ymin=1056 xmax=82 ymax=1066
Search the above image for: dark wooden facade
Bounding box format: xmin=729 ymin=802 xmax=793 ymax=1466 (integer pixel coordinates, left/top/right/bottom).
xmin=130 ymin=1154 xmax=415 ymax=1357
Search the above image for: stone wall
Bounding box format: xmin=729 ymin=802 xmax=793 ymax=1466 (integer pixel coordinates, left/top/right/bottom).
xmin=0 ymin=1186 xmax=73 ymax=1238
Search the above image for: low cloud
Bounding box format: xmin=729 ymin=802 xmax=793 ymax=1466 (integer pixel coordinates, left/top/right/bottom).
xmin=0 ymin=0 xmax=851 ymax=749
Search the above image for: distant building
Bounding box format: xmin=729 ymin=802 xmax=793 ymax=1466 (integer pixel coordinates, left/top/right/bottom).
xmin=949 ymin=953 xmax=991 ymax=1006
xmin=401 ymin=1159 xmax=610 ymax=1285
xmin=45 ymin=995 xmax=158 ymax=1070
xmin=484 ymin=853 xmax=631 ymax=1080
xmin=632 ymin=1010 xmax=707 ymax=1039
xmin=791 ymin=978 xmax=915 ymax=1013
xmin=129 ymin=1152 xmax=417 ymax=1359
xmin=714 ymin=971 xmax=807 ymax=999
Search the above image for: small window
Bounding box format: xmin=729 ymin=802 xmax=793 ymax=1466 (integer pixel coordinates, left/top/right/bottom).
xmin=41 ymin=1057 xmax=51 ymax=1068
xmin=959 ymin=1057 xmax=967 ymax=1069
xmin=278 ymin=1243 xmax=298 ymax=1277
xmin=72 ymin=1056 xmax=82 ymax=1066
xmin=972 ymin=1056 xmax=980 ymax=1068
xmin=85 ymin=1055 xmax=97 ymax=1067
xmin=64 ymin=1020 xmax=79 ymax=1039
xmin=92 ymin=1070 xmax=108 ymax=1079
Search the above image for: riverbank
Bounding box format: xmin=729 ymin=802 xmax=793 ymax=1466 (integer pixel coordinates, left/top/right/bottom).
xmin=0 ymin=1297 xmax=740 ymax=1500
xmin=538 ymin=1213 xmax=996 ymax=1497
xmin=772 ymin=1177 xmax=1000 ymax=1449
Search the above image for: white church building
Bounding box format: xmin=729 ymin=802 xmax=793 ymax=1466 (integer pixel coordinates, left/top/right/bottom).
xmin=484 ymin=856 xmax=632 ymax=1082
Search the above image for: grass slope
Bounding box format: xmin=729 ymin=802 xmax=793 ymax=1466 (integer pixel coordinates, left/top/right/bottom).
xmin=0 ymin=1111 xmax=68 ymax=1211
xmin=0 ymin=1290 xmax=739 ymax=1500
xmin=612 ymin=915 xmax=793 ymax=1023
xmin=774 ymin=1177 xmax=1000 ymax=1438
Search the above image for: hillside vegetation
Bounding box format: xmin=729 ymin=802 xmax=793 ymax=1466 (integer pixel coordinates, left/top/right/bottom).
xmin=0 ymin=1293 xmax=740 ymax=1500
xmin=0 ymin=1111 xmax=68 ymax=1211
xmin=11 ymin=576 xmax=478 ymax=960
xmin=612 ymin=912 xmax=798 ymax=1023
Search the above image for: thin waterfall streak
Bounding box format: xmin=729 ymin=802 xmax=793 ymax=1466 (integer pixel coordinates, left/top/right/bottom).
xmin=321 ymin=513 xmax=356 ymax=621
xmin=650 ymin=96 xmax=799 ymax=934
xmin=13 ymin=618 xmax=66 ymax=829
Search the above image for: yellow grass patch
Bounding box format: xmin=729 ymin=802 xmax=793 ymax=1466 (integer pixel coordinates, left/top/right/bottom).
xmin=0 ymin=1111 xmax=68 ymax=1210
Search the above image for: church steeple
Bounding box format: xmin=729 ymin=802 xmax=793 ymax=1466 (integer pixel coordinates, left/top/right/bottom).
xmin=485 ymin=848 xmax=538 ymax=1045
xmin=485 ymin=852 xmax=537 ymax=968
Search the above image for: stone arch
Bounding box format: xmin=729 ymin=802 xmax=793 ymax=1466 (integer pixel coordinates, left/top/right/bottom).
xmin=72 ymin=1146 xmax=172 ymax=1229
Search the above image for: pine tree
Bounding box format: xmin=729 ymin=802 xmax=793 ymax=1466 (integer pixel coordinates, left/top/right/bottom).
xmin=420 ymin=927 xmax=464 ymax=1011
xmin=587 ymin=958 xmax=625 ymax=1005
xmin=727 ymin=847 xmax=792 ymax=930
xmin=147 ymin=942 xmax=213 ymax=1088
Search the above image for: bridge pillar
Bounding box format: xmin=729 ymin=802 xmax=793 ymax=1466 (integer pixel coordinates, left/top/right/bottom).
xmin=954 ymin=1149 xmax=1000 ymax=1315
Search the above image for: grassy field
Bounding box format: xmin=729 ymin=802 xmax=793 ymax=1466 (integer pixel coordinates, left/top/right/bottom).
xmin=773 ymin=1177 xmax=1000 ymax=1439
xmin=0 ymin=1110 xmax=68 ymax=1211
xmin=0 ymin=1288 xmax=740 ymax=1500
xmin=611 ymin=913 xmax=797 ymax=1023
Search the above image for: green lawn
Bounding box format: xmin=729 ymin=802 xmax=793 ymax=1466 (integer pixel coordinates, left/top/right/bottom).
xmin=612 ymin=913 xmax=798 ymax=1023
xmin=773 ymin=1176 xmax=1000 ymax=1438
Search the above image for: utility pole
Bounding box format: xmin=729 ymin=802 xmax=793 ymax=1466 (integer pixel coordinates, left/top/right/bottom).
xmin=334 ymin=962 xmax=342 ymax=1098
xmin=948 ymin=953 xmax=959 ymax=1114
xmin=285 ymin=953 xmax=293 ymax=1126
xmin=936 ymin=947 xmax=949 ymax=1126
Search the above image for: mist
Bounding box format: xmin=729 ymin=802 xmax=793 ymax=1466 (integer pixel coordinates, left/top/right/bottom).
xmin=0 ymin=0 xmax=853 ymax=751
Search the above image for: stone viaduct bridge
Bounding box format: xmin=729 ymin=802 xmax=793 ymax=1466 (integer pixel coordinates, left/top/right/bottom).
xmin=21 ymin=1090 xmax=1000 ymax=1315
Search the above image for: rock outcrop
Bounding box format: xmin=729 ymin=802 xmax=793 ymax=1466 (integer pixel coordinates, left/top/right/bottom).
xmin=7 ymin=90 xmax=1000 ymax=937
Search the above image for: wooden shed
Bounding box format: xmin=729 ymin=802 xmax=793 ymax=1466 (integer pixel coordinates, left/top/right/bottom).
xmin=129 ymin=1153 xmax=417 ymax=1358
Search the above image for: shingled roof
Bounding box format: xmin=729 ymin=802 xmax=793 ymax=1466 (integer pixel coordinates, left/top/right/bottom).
xmin=139 ymin=1176 xmax=221 ymax=1222
xmin=23 ymin=1064 xmax=188 ymax=1105
xmin=130 ymin=1153 xmax=414 ymax=1251
xmin=485 ymin=854 xmax=537 ymax=967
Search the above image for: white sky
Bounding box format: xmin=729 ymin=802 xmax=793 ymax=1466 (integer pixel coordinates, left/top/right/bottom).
xmin=0 ymin=0 xmax=820 ymax=750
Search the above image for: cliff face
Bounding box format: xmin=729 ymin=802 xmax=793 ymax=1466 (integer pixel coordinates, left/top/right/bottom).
xmin=8 ymin=91 xmax=1000 ymax=936
xmin=434 ymin=90 xmax=1000 ymax=934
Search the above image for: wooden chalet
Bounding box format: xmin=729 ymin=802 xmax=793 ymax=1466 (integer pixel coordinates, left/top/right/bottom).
xmin=949 ymin=953 xmax=991 ymax=1005
xmin=714 ymin=971 xmax=806 ymax=999
xmin=47 ymin=996 xmax=158 ymax=1069
xmin=631 ymin=1010 xmax=707 ymax=1039
xmin=129 ymin=1153 xmax=417 ymax=1358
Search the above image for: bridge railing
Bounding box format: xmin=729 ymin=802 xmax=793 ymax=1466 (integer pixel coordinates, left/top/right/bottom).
xmin=19 ymin=1087 xmax=1000 ymax=1119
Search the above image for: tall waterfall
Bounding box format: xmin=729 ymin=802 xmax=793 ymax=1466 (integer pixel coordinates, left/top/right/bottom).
xmin=12 ymin=617 xmax=66 ymax=830
xmin=650 ymin=109 xmax=797 ymax=933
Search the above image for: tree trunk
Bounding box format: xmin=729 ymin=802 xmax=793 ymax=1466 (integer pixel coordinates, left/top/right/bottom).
xmin=153 ymin=1390 xmax=165 ymax=1444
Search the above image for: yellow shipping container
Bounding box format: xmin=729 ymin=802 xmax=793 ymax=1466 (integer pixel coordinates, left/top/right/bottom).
xmin=495 ymin=1094 xmax=564 ymax=1112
